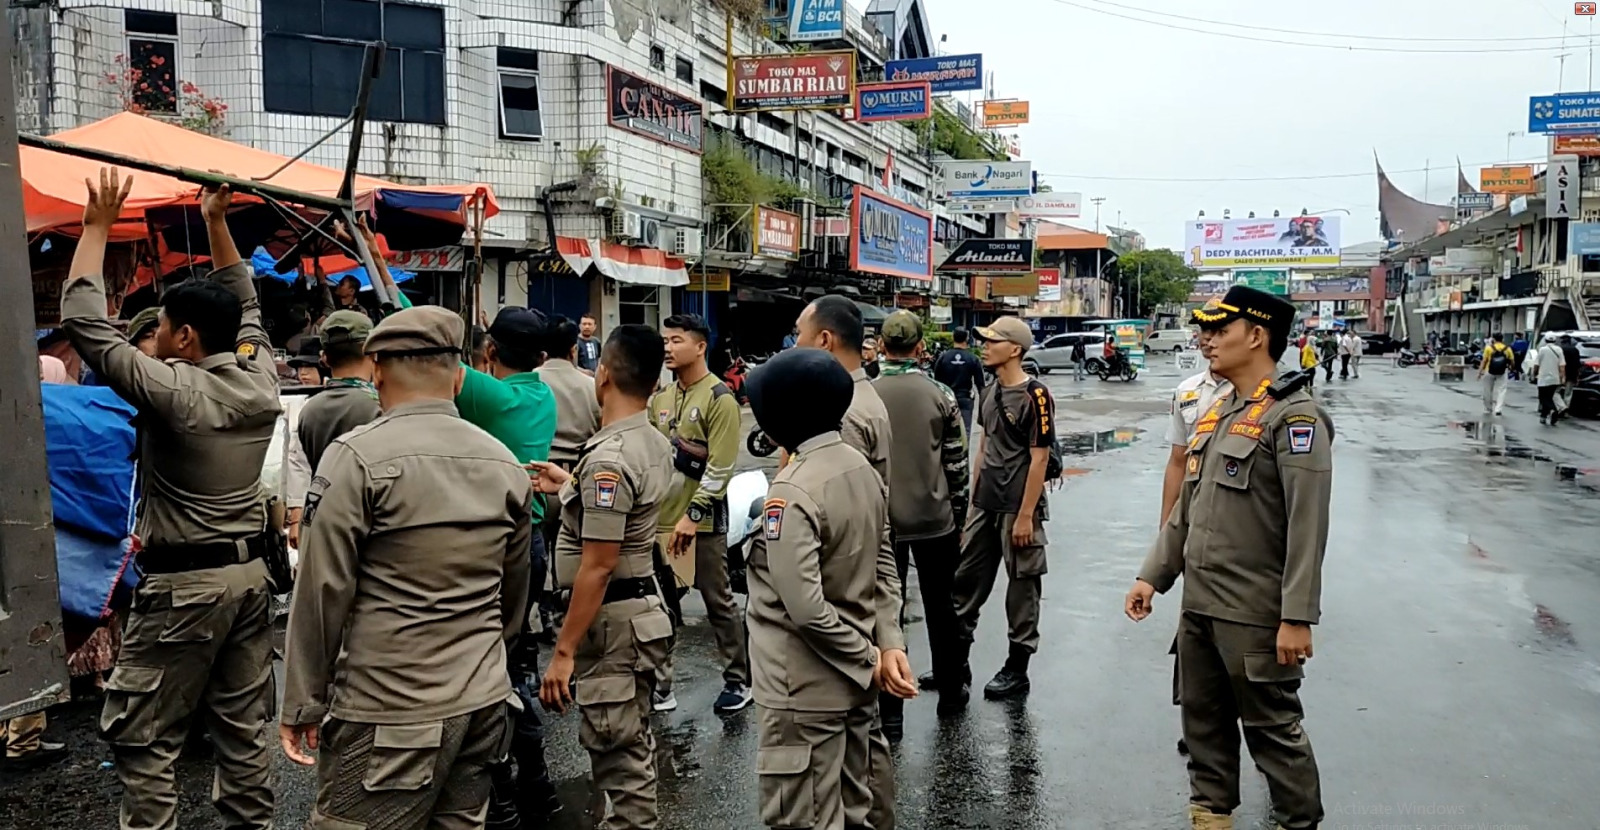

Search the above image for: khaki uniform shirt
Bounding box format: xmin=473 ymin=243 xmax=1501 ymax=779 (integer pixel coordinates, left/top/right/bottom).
xmin=281 ymin=399 xmax=534 ymax=726
xmin=747 ymin=433 xmax=886 ymax=711
xmin=539 ymin=358 xmax=601 ymax=468
xmin=552 ymin=411 xmax=673 ymax=588
xmin=58 ymin=263 xmax=281 ymax=546
xmin=837 ymin=369 xmax=905 ymax=652
xmin=873 ymin=360 xmax=968 ymax=541
xmin=650 ymin=373 xmax=741 ymax=534
xmin=1139 ymin=377 xmax=1334 ymax=628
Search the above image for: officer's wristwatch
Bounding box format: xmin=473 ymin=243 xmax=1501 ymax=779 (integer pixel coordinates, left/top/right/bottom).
xmin=687 ymin=505 xmax=706 ymax=523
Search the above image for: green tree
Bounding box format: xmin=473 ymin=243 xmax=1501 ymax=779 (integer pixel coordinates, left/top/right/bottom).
xmin=1112 ymin=249 xmax=1199 ymax=318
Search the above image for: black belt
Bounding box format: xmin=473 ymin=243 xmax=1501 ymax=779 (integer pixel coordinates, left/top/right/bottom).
xmin=555 ymin=576 xmax=659 ymax=607
xmin=139 ymin=535 xmax=269 ymax=575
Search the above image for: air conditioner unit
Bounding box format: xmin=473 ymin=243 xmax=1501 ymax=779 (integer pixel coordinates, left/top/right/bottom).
xmin=672 ymin=228 xmax=704 ymax=258
xmin=637 ymin=217 xmax=665 ymax=249
xmin=609 ymin=210 xmax=641 ymax=242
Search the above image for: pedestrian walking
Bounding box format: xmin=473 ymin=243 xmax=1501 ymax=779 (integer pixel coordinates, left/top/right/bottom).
xmin=1535 ymin=335 xmax=1567 ymax=425
xmin=1510 ymin=333 xmax=1529 ymax=381
xmin=1478 ymin=333 xmax=1515 ymax=416
xmin=873 ymin=311 xmax=971 ymax=719
xmin=281 ymin=306 xmax=534 ymax=829
xmin=60 ymin=172 xmax=279 ymax=830
xmin=1317 ymin=332 xmax=1338 ymax=382
xmin=1126 ymin=285 xmax=1331 ymax=830
xmin=933 ymin=327 xmax=985 ymax=432
xmin=791 ymin=296 xmax=909 ymax=830
xmin=742 ymin=347 xmax=918 ymax=830
xmin=1298 ymin=337 xmax=1317 ymax=389
xmin=528 ymin=325 xmax=677 ymax=830
xmin=1349 ymin=331 xmax=1364 ymax=378
xmin=1070 ymin=336 xmax=1088 ymax=381
xmin=650 ymin=313 xmax=751 ymax=714
xmin=948 ymin=316 xmax=1055 ymax=706
xmin=1561 ymin=334 xmax=1584 ymax=415
xmin=1337 ymin=331 xmax=1353 ymax=379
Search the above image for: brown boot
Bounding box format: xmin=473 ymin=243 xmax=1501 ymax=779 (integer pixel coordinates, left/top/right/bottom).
xmin=1188 ymin=804 xmax=1233 ymax=830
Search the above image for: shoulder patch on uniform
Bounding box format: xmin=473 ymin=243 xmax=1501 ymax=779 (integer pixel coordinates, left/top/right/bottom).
xmin=763 ymin=497 xmax=787 ymax=540
xmin=1284 ymin=413 xmax=1318 ymax=426
xmin=592 ymin=470 xmax=620 ymax=509
xmin=1287 ymin=425 xmax=1316 ymax=454
xmin=303 ymin=475 xmax=331 ymax=527
xmin=236 ymin=342 xmax=256 ymax=359
xmin=710 ymin=382 xmax=733 ymax=399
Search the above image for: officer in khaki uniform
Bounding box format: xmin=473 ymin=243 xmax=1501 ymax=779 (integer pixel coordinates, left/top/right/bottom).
xmin=60 ymin=173 xmax=279 ymax=830
xmin=280 ymin=306 xmax=534 ymax=830
xmin=743 ymin=348 xmax=917 ymax=830
xmin=1126 ymin=286 xmax=1332 ymax=830
xmin=530 ymin=325 xmax=676 ymax=830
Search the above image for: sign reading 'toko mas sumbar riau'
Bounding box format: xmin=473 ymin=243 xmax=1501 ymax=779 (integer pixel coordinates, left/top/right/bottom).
xmin=756 ymin=207 xmax=801 ymax=259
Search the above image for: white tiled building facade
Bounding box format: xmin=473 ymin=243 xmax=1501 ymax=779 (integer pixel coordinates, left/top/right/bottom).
xmin=11 ymin=0 xmax=978 ymax=325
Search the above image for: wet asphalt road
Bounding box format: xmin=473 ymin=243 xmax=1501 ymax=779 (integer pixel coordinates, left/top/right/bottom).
xmin=7 ymin=356 xmax=1600 ymax=829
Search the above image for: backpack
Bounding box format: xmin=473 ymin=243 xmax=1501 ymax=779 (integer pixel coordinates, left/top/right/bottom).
xmin=990 ymin=383 xmax=1065 ymax=483
xmin=1487 ymin=344 xmax=1510 ymax=376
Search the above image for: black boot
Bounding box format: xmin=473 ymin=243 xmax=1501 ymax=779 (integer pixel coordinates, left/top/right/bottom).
xmin=983 ymin=647 xmax=1032 ymax=700
xmin=516 ymin=754 xmax=562 ymax=827
xmin=917 ymin=670 xmax=940 ymax=691
xmin=486 ymin=761 xmax=524 ymax=830
xmin=937 ymin=645 xmax=972 ymax=717
xmin=880 ymin=692 xmax=905 ymax=743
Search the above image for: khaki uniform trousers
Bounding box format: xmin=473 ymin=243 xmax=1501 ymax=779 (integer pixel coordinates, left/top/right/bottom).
xmin=310 ymin=703 xmax=512 ymax=829
xmin=952 ymin=509 xmax=1047 ymax=654
xmin=2 ymin=711 xmax=48 ymax=757
xmin=756 ymin=704 xmax=875 ymax=830
xmin=656 ymin=531 xmax=750 ymax=689
xmin=99 ymin=559 xmax=276 ymax=830
xmin=1177 ymin=611 xmax=1323 ymax=830
xmin=576 ymin=596 xmax=675 ymax=830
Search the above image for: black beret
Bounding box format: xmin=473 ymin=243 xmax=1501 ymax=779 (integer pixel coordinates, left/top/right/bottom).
xmin=488 ymin=307 xmax=547 ymax=352
xmin=746 ymin=347 xmax=853 ymax=452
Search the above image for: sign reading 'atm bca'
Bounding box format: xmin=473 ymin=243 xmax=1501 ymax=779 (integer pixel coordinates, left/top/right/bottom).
xmin=849 ymin=186 xmax=933 ymax=280
xmin=938 ymin=238 xmax=1035 ymax=273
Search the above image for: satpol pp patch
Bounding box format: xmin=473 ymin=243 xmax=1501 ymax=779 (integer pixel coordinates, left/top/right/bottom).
xmin=763 ymin=498 xmax=787 ymax=540
xmin=592 ymin=471 xmax=620 ymax=509
xmin=1288 ymin=425 xmax=1316 ymax=454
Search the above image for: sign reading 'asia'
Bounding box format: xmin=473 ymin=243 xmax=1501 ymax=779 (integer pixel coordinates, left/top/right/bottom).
xmin=607 ymin=65 xmax=703 ymax=153
xmin=732 ymin=51 xmax=856 ymax=112
xmin=755 ymin=207 xmax=801 ymax=259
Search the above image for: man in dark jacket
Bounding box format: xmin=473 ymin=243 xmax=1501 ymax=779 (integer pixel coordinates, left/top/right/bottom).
xmin=933 ymin=327 xmax=985 ymax=431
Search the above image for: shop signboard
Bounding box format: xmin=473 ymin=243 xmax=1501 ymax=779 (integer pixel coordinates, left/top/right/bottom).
xmin=1528 ymin=91 xmax=1600 ymax=133
xmin=607 ymin=65 xmax=703 ymax=153
xmin=1444 ymin=246 xmax=1495 ymax=270
xmin=1233 ymin=269 xmax=1289 ymax=296
xmin=945 ymin=199 xmax=1015 ymax=214
xmin=732 ymin=51 xmax=856 ymax=112
xmin=884 ymin=53 xmax=984 ymax=93
xmin=814 ymin=216 xmax=850 ymax=238
xmin=526 ymin=252 xmax=577 ymax=276
xmin=931 ymin=297 xmax=953 ymax=322
xmin=938 ymin=160 xmax=1033 ymax=199
xmin=986 ymin=272 xmax=1041 ymax=296
xmin=937 ymin=239 xmax=1035 ymax=273
xmin=1455 ymin=192 xmax=1494 ymax=217
xmin=1571 ymin=222 xmax=1600 ymax=255
xmin=1555 ymin=133 xmax=1600 ymax=155
xmin=856 ymin=80 xmax=931 ymax=122
xmin=849 ymin=185 xmax=933 ymax=280
xmin=685 ymin=268 xmax=732 ymax=291
xmin=1547 ymin=154 xmax=1580 ymax=219
xmin=389 ymin=247 xmax=463 ymax=272
xmin=1182 ymin=216 xmax=1341 ymax=268
xmin=1015 ymin=193 xmax=1082 ymax=219
xmin=755 ymin=206 xmax=801 ymax=259
xmin=1479 ymin=165 xmax=1535 ymax=194
xmin=982 ymin=100 xmax=1030 ymax=127
xmin=787 ymin=0 xmax=844 ymax=42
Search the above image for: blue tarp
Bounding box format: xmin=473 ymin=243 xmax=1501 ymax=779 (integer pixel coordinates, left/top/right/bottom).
xmin=250 ymin=247 xmax=416 ymax=289
xmin=41 ymin=384 xmax=140 ymax=619
xmin=56 ymin=527 xmax=135 ymax=620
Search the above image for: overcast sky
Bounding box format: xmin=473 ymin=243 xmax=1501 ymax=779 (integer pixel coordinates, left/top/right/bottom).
xmin=888 ymin=0 xmax=1594 ymax=249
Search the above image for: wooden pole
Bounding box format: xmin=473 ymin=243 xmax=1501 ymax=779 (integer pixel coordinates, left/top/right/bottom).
xmin=0 ymin=26 xmax=72 ymax=720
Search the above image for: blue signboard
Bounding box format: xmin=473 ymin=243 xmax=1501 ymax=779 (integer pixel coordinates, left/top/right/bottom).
xmin=885 ymin=54 xmax=984 ymax=94
xmin=1528 ymin=91 xmax=1600 ymax=133
xmin=856 ymin=81 xmax=931 ymax=122
xmin=789 ymin=0 xmax=844 ymax=42
xmin=1572 ymin=222 xmax=1600 ymax=255
xmin=850 ymin=185 xmax=933 ymax=280
xmin=1456 ymin=192 xmax=1494 ymax=210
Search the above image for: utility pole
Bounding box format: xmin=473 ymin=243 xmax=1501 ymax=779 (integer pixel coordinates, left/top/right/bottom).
xmin=1091 ymin=196 xmax=1106 ymax=233
xmin=0 ymin=25 xmax=71 ymax=718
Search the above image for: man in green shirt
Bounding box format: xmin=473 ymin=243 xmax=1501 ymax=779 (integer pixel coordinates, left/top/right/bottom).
xmin=650 ymin=313 xmax=750 ymax=714
xmin=459 ymin=306 xmax=562 ymax=827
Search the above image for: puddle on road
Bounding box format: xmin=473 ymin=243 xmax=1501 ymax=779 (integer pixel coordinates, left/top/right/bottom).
xmin=1446 ymin=419 xmax=1597 ymax=491
xmin=1059 ymin=427 xmax=1144 ymax=455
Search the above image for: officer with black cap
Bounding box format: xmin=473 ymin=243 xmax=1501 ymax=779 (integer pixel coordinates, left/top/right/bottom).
xmin=743 ymin=348 xmax=917 ymax=830
xmin=1125 ymin=285 xmax=1332 ymax=830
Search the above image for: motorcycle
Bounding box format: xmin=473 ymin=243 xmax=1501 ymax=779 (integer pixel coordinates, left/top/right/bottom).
xmin=1097 ymin=350 xmax=1138 ymax=382
xmin=746 ymin=427 xmax=780 ymax=458
xmin=723 ymin=470 xmax=771 ymax=595
xmin=722 ymin=357 xmax=751 ymax=404
xmin=1397 ymin=347 xmax=1435 ymax=368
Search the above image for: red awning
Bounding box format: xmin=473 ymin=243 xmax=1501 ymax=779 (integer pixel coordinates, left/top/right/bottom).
xmin=556 ymin=237 xmax=688 ymax=287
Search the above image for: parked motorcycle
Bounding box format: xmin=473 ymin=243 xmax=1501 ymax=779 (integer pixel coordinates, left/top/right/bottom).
xmin=1396 ymin=347 xmax=1436 ymax=368
xmin=723 ymin=470 xmax=771 ymax=595
xmin=746 ymin=428 xmax=780 ymax=458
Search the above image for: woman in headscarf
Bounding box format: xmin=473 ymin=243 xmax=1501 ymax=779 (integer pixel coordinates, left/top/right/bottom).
xmin=38 ymin=355 xmax=74 ymax=385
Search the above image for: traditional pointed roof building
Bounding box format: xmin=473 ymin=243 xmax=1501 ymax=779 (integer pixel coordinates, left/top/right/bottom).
xmin=1376 ymin=153 xmax=1454 ymax=243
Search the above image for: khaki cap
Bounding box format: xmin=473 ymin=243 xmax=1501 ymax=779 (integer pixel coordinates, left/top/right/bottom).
xmin=364 ymin=306 xmax=464 ymax=357
xmin=975 ymin=316 xmax=1034 ymax=350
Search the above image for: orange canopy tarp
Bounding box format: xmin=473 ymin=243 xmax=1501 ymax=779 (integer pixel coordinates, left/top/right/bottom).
xmin=22 ymin=112 xmax=498 ymax=241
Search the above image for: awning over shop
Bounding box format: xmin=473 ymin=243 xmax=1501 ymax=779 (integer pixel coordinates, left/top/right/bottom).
xmin=854 ymin=300 xmax=890 ymax=326
xmin=556 ymin=237 xmax=688 ymax=287
xmin=21 ymin=112 xmax=498 ymax=241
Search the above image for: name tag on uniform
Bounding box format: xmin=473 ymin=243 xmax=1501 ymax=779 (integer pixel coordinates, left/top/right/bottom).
xmin=763 ymin=498 xmax=786 ymax=540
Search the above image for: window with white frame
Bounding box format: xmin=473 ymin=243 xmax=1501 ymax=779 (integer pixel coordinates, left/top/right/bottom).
xmin=497 ymin=47 xmax=542 ymax=140
xmin=124 ymin=10 xmax=180 ymax=114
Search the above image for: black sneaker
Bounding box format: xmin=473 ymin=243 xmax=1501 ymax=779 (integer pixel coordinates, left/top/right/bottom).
xmin=713 ymin=682 xmax=753 ymax=714
xmin=881 ymin=716 xmax=904 ymax=743
xmin=983 ymin=667 xmax=1030 ymax=700
xmin=917 ymin=671 xmax=940 ymax=691
xmin=936 ymin=680 xmax=970 ymax=717
xmin=6 ymin=741 xmax=68 ymax=770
